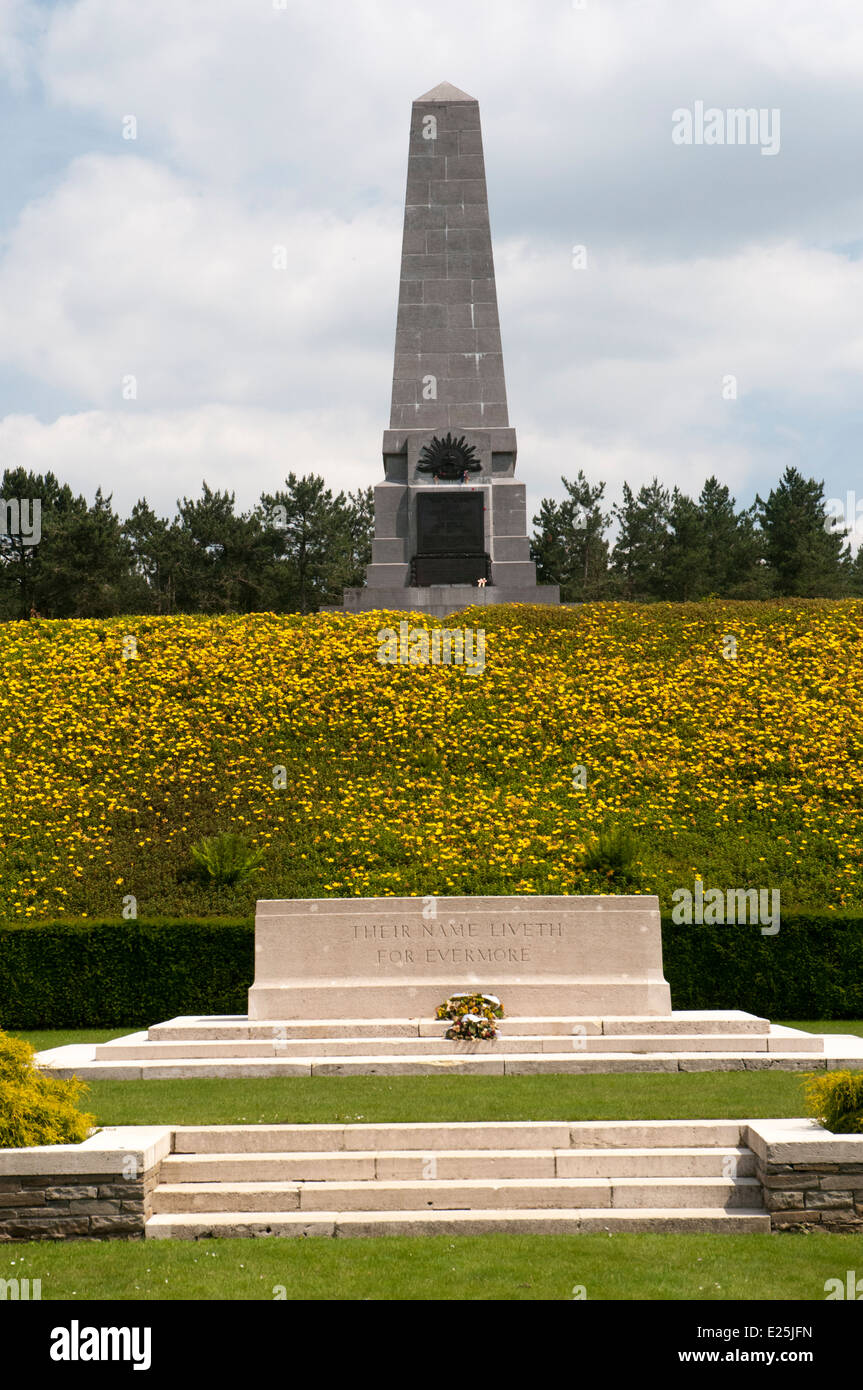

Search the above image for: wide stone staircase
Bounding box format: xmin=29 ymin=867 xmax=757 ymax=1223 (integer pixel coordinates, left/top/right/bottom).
xmin=145 ymin=1119 xmax=770 ymax=1238
xmin=52 ymin=1010 xmax=841 ymax=1080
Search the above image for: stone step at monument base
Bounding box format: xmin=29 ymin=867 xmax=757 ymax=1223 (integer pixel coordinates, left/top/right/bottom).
xmin=144 ymin=1119 xmax=770 ymax=1239
xmin=36 ymin=1010 xmax=863 ymax=1080
xmin=39 ymin=1050 xmax=851 ymax=1080
xmin=342 ymin=584 xmax=561 ymax=619
xmin=93 ymin=1029 xmax=818 ymax=1060
xmin=148 ymin=1011 xmax=777 ymax=1040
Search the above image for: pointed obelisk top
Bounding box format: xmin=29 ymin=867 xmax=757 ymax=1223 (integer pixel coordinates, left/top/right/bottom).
xmin=414 ymin=80 xmax=476 ymax=103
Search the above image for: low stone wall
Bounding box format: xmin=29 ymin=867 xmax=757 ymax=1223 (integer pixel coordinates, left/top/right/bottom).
xmin=745 ymin=1120 xmax=863 ymax=1233
xmin=0 ymin=1127 xmax=171 ymax=1243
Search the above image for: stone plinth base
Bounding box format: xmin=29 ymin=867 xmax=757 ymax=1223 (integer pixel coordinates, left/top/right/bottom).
xmin=342 ymin=583 xmax=560 ymax=618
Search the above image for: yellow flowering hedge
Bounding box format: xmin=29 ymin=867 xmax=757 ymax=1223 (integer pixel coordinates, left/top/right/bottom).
xmin=1 ymin=599 xmax=861 ymax=920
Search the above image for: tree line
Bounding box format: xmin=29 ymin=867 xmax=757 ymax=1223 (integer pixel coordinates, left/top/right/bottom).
xmin=0 ymin=469 xmax=373 ymax=619
xmin=532 ymin=467 xmax=862 ymax=602
xmin=0 ymin=463 xmax=859 ymax=619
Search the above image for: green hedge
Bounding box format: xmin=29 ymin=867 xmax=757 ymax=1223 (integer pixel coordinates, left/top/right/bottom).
xmin=1 ymin=914 xmax=861 ymax=1029
xmin=662 ymin=912 xmax=863 ymax=1019
xmin=0 ymin=920 xmax=253 ymax=1029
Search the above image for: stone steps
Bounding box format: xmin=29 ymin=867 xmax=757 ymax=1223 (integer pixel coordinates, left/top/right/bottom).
xmin=47 ymin=1051 xmax=837 ymax=1080
xmin=97 ymin=1033 xmax=801 ymax=1059
xmin=171 ymin=1119 xmax=747 ymax=1152
xmin=143 ymin=1119 xmax=771 ymax=1238
xmin=146 ymin=1208 xmax=771 ymax=1238
xmin=157 ymin=1146 xmax=756 ymax=1185
xmin=147 ymin=1012 xmax=773 ymax=1040
xmin=37 ymin=1013 xmax=860 ymax=1081
xmin=151 ymin=1175 xmax=763 ymax=1214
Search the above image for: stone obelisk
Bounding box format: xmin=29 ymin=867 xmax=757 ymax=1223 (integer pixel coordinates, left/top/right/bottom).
xmin=344 ymin=82 xmax=559 ymax=616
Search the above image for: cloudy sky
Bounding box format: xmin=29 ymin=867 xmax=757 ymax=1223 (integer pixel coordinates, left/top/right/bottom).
xmin=0 ymin=0 xmax=861 ymax=532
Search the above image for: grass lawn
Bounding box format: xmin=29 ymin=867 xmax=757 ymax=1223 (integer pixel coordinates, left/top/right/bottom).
xmin=48 ymin=1072 xmax=825 ymax=1127
xmin=4 ymin=1231 xmax=859 ymax=1301
xmin=13 ymin=1028 xmax=137 ymax=1052
xmin=781 ymin=1021 xmax=863 ymax=1036
xmin=15 ymin=1025 xmax=862 ymax=1126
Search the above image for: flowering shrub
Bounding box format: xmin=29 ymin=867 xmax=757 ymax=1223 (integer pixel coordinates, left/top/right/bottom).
xmin=3 ymin=603 xmax=863 ymax=918
xmin=804 ymin=1070 xmax=863 ymax=1134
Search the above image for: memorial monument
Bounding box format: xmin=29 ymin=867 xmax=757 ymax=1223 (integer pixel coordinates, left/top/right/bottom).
xmin=247 ymin=894 xmax=672 ymax=1019
xmin=42 ymin=892 xmax=844 ymax=1076
xmin=343 ymin=82 xmax=560 ymax=616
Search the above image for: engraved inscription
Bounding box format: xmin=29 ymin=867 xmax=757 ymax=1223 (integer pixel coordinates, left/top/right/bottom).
xmin=352 ymin=918 xmax=566 ymax=969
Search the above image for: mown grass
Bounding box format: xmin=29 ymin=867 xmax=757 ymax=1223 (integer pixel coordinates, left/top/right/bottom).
xmin=54 ymin=1072 xmax=821 ymax=1128
xmin=4 ymin=1232 xmax=858 ymax=1301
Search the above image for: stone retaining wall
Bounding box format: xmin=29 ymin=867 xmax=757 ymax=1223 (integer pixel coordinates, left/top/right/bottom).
xmin=745 ymin=1120 xmax=863 ymax=1233
xmin=0 ymin=1127 xmax=170 ymax=1243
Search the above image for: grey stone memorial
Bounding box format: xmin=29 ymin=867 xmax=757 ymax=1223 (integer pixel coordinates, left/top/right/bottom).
xmin=344 ymin=82 xmax=560 ymax=617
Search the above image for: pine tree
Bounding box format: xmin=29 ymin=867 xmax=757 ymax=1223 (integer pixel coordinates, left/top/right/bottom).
xmin=531 ymin=471 xmax=611 ymax=601
xmin=756 ymin=467 xmax=850 ymax=596
xmin=663 ymin=477 xmax=768 ymax=600
xmin=611 ymin=479 xmax=672 ymax=599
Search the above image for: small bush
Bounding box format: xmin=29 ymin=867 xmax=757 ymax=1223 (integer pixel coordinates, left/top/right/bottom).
xmin=803 ymin=1070 xmax=863 ymax=1134
xmin=187 ymin=833 xmax=264 ymax=887
xmin=0 ymin=1030 xmax=95 ymax=1148
xmin=581 ymin=825 xmax=641 ymax=885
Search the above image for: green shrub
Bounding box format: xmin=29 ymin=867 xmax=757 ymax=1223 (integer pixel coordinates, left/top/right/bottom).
xmin=661 ymin=910 xmax=863 ymax=1017
xmin=581 ymin=825 xmax=641 ymax=885
xmin=0 ymin=1030 xmax=95 ymax=1148
xmin=188 ymin=833 xmax=264 ymax=887
xmin=803 ymin=1070 xmax=863 ymax=1134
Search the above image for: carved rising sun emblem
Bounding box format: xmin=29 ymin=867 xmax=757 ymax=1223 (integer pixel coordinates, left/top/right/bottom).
xmin=416 ymin=433 xmax=481 ymax=482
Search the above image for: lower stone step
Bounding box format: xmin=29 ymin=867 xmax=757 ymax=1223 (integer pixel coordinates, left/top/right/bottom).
xmin=145 ymin=1207 xmax=772 ymax=1238
xmin=157 ymin=1146 xmax=756 ymax=1186
xmin=150 ymin=1175 xmax=763 ymax=1213
xmin=96 ymin=1033 xmax=791 ymax=1059
xmin=47 ymin=1051 xmax=836 ymax=1079
xmin=170 ymin=1119 xmax=747 ymax=1153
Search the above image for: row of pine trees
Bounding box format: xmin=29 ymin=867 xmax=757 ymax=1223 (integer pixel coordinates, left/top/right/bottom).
xmin=534 ymin=468 xmax=858 ymax=602
xmin=0 ymin=464 xmax=858 ymax=619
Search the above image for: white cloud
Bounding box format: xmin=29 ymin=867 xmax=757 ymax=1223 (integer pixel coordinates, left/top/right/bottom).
xmin=0 ymin=153 xmax=398 ymax=411
xmin=1 ymin=0 xmax=862 ymax=527
xmin=0 ymin=405 xmax=379 ymax=518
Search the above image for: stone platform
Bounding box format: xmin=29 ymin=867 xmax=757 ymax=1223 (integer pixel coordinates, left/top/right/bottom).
xmin=342 ymin=583 xmax=560 ymax=618
xmin=34 ymin=893 xmax=863 ymax=1078
xmin=35 ymin=1012 xmax=863 ymax=1080
xmin=6 ymin=1118 xmax=863 ymax=1240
